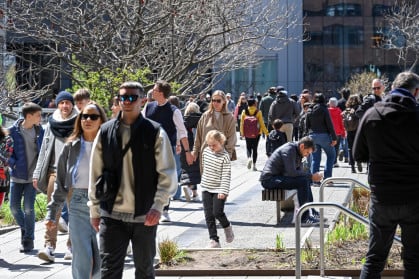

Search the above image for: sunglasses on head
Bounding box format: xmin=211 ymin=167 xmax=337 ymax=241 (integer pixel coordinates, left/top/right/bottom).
xmin=118 ymin=94 xmax=139 ymax=103
xmin=212 ymin=99 xmax=222 ymax=103
xmin=81 ymin=114 xmax=100 ymax=121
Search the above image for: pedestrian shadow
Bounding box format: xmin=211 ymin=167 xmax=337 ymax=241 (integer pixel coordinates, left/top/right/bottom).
xmin=0 ymin=258 xmax=62 ymax=271
xmin=159 ymin=221 xmax=208 ymax=228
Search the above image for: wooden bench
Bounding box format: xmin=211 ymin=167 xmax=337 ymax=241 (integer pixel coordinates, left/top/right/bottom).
xmin=262 ymin=188 xmax=297 ymax=224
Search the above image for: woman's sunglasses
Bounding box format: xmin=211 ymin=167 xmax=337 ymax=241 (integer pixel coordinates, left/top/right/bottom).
xmin=212 ymin=99 xmax=222 ymax=103
xmin=118 ymin=94 xmax=139 ymax=103
xmin=81 ymin=114 xmax=100 ymax=121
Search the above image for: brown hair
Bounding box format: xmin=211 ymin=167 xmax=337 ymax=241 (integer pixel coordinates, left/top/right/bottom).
xmin=67 ymin=101 xmax=107 ymax=142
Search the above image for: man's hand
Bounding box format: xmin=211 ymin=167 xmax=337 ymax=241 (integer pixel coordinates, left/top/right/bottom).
xmin=312 ymin=172 xmax=323 ymax=182
xmin=144 ymin=209 xmax=161 ymax=226
xmin=90 ymin=217 xmax=100 ymax=232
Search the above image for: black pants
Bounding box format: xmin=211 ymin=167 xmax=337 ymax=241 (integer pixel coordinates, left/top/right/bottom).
xmin=245 ymin=135 xmax=260 ymax=163
xmin=347 ymin=131 xmax=356 ymax=167
xmin=99 ymin=217 xmax=157 ymax=279
xmin=202 ymin=191 xmax=230 ymax=242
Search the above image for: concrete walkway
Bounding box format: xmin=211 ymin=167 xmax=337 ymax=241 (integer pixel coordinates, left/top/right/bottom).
xmin=0 ymin=134 xmax=369 ymax=278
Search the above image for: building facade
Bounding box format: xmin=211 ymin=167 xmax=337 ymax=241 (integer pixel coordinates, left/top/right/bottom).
xmin=217 ymin=0 xmax=416 ymax=100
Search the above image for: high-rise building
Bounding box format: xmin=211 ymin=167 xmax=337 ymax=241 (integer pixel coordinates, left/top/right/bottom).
xmin=303 ymin=0 xmax=412 ymax=93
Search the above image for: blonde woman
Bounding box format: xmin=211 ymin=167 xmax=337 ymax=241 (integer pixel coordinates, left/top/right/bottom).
xmin=192 ymin=90 xmax=237 ymax=170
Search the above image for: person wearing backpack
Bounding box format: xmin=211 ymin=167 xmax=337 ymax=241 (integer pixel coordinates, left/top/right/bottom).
xmin=240 ymin=96 xmax=268 ymax=171
xmin=342 ymin=95 xmax=362 ymax=173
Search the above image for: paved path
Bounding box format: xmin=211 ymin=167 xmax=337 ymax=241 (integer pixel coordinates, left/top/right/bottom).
xmin=0 ymin=134 xmax=368 ymax=278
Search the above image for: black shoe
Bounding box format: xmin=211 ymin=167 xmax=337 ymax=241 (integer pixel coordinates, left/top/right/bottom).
xmin=301 ymin=216 xmax=320 ymax=226
xmin=19 ymin=239 xmax=34 ymax=253
xmin=338 ymin=150 xmax=344 ymax=161
xmin=357 ymin=162 xmax=363 ymax=172
xmin=351 ymin=166 xmax=356 ymax=173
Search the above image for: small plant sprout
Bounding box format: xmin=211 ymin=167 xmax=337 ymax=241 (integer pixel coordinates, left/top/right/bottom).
xmin=275 ymin=233 xmax=286 ymax=251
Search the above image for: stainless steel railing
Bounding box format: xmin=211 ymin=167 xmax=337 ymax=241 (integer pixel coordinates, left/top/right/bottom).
xmin=295 ymin=177 xmax=401 ymax=279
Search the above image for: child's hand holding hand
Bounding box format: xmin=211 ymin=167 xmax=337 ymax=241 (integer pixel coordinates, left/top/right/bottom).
xmin=218 ymin=193 xmax=227 ymax=200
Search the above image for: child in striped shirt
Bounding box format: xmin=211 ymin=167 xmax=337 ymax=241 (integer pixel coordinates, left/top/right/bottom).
xmin=201 ymin=130 xmax=234 ymax=248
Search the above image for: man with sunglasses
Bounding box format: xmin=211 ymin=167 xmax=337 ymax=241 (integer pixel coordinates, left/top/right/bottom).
xmin=355 ymin=78 xmax=384 ymax=120
xmin=142 ymin=80 xmax=194 ymax=222
xmin=89 ymin=81 xmax=177 ymax=279
xmin=33 ymin=91 xmax=78 ymax=262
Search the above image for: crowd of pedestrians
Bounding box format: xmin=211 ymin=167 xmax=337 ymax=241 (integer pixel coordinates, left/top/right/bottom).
xmin=0 ymin=71 xmax=418 ymax=278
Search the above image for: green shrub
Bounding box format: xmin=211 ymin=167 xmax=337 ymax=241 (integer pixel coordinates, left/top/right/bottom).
xmin=0 ymin=193 xmax=48 ymax=226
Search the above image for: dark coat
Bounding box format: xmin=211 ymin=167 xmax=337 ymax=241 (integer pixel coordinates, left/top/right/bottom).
xmin=353 ymin=88 xmax=419 ymax=204
xmin=180 ymin=112 xmax=202 ymax=186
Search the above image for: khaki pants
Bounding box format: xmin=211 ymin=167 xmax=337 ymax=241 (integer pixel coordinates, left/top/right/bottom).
xmin=44 ymin=172 xmax=71 ymax=249
xmin=280 ymin=123 xmax=294 ymax=142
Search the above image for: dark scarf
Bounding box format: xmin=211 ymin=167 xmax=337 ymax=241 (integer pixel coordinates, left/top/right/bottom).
xmin=49 ymin=115 xmax=76 ymax=138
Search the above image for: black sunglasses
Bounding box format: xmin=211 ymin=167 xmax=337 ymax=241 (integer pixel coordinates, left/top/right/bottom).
xmin=212 ymin=99 xmax=222 ymax=103
xmin=81 ymin=114 xmax=100 ymax=121
xmin=118 ymin=94 xmax=139 ymax=103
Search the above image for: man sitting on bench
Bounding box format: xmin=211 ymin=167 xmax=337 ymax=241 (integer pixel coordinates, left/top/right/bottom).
xmin=259 ymin=136 xmax=322 ymax=224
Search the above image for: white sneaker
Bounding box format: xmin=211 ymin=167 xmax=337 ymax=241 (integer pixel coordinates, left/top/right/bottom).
xmin=58 ymin=217 xmax=68 ymax=233
xmin=64 ymin=247 xmax=72 ymax=260
xmin=208 ymin=239 xmax=221 ymax=248
xmin=247 ymin=159 xmax=252 ymax=169
xmin=160 ymin=210 xmax=171 ymax=222
xmin=38 ymin=246 xmax=55 ymax=262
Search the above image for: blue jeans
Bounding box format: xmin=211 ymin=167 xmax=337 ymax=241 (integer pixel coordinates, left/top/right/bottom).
xmin=339 ymin=137 xmax=348 ymax=158
xmin=261 ymin=176 xmax=311 ymax=220
xmin=99 ymin=217 xmax=157 ymax=279
xmin=309 ymin=132 xmax=336 ymax=179
xmin=69 ymin=189 xmax=100 ymax=279
xmin=171 ymin=145 xmax=182 ymax=200
xmin=9 ymin=182 xmax=37 ymax=240
xmin=61 ymin=202 xmax=69 ymax=224
xmin=360 ymin=199 xmax=419 ymax=279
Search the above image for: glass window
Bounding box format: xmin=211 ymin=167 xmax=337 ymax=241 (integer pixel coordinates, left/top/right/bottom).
xmin=326 ymin=4 xmax=361 ymax=16
xmin=372 ymin=4 xmax=392 ymax=16
xmin=323 ymin=25 xmax=364 ymax=46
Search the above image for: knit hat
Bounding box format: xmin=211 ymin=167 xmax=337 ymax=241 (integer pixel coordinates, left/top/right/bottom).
xmin=55 ymin=91 xmax=74 ymax=106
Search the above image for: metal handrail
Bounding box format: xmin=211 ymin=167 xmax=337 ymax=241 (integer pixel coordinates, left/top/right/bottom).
xmin=295 ymin=177 xmax=402 ymax=278
xmin=295 ymin=202 xmax=369 ymax=279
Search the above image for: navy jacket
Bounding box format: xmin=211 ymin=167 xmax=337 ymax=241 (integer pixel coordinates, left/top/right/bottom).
xmin=8 ymin=119 xmax=44 ymax=180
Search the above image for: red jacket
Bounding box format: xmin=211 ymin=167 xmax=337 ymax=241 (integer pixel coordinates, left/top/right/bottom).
xmin=328 ymin=107 xmax=345 ymax=136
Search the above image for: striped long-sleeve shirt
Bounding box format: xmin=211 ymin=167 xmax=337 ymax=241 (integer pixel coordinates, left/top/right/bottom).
xmin=200 ymin=147 xmax=231 ymax=195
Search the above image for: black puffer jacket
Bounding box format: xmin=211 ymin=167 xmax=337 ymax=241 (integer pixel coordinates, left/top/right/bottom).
xmin=305 ymin=103 xmax=337 ymax=141
xmin=353 ymin=88 xmax=419 ymax=204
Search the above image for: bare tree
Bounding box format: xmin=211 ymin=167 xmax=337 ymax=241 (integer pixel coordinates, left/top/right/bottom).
xmin=5 ymin=0 xmax=299 ymax=99
xmin=382 ymin=0 xmax=419 ymax=71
